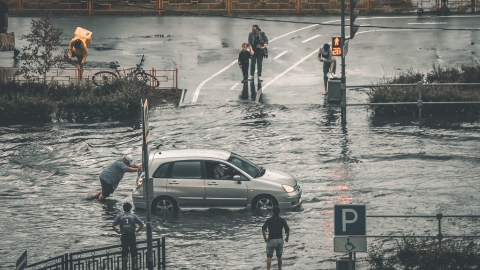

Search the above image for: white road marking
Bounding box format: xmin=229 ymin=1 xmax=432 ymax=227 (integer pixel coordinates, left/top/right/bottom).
xmin=230 ymin=82 xmax=240 ymax=90
xmin=408 ymin=22 xmax=448 ymax=25
xmin=192 ymin=59 xmax=237 ymax=103
xmin=269 ymin=24 xmax=319 ymax=42
xmin=273 ymin=51 xmax=289 ymax=60
xmin=255 ymin=28 xmax=430 ymax=102
xmin=258 ymin=50 xmax=318 ymax=94
xmin=302 ymin=34 xmax=321 ymax=43
xmin=192 ymin=24 xmax=320 ymax=103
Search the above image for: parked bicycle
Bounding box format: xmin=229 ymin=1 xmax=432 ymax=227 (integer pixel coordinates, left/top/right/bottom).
xmin=92 ymin=55 xmax=160 ymax=87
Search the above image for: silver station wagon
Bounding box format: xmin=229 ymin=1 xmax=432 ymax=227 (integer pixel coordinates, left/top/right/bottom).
xmin=132 ymin=149 xmax=302 ymax=214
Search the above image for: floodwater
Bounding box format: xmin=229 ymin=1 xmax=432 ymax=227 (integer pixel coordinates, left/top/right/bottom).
xmin=1 ymin=15 xmax=480 ymax=269
xmin=2 ymin=103 xmax=480 ymax=269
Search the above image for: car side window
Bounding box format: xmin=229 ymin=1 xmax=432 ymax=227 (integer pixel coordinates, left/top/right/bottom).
xmin=171 ymin=161 xmax=202 ymax=179
xmin=153 ymin=162 xmax=170 ymax=178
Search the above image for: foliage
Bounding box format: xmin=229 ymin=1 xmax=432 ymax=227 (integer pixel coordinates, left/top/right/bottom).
xmin=367 ymin=238 xmax=480 ymax=270
xmin=367 ymin=65 xmax=480 ymax=117
xmin=16 ymin=15 xmax=66 ymax=92
xmin=0 ymin=79 xmax=181 ymax=126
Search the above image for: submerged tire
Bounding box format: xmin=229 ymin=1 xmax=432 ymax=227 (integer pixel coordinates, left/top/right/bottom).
xmin=151 ymin=196 xmax=178 ymax=215
xmin=252 ymin=195 xmax=278 ymax=210
xmin=92 ymin=71 xmax=118 ymax=86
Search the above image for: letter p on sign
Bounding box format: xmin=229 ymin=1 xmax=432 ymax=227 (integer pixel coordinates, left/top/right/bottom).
xmin=334 ymin=205 xmax=366 ymax=236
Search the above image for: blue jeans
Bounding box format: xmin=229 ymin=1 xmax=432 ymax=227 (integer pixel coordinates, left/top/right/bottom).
xmin=250 ymin=54 xmax=264 ymax=77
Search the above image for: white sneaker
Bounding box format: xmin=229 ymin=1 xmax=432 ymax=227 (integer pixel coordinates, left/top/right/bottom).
xmin=248 ymin=76 xmax=253 ymax=81
xmin=258 ymin=76 xmax=263 ymax=82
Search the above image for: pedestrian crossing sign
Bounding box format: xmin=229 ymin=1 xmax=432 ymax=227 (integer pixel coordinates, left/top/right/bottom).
xmin=332 ymin=36 xmax=342 ymax=57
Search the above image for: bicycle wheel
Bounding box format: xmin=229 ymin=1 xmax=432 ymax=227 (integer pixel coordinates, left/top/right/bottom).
xmin=92 ymin=71 xmax=118 ymax=86
xmin=135 ymin=72 xmax=160 ymax=87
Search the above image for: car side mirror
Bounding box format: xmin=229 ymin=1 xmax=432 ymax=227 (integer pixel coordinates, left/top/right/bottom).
xmin=233 ymin=175 xmax=241 ymax=183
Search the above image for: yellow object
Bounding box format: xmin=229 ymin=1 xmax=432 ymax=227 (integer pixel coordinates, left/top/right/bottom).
xmin=74 ymin=27 xmax=93 ymax=48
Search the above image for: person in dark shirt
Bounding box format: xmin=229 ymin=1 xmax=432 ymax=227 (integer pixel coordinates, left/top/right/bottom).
xmin=247 ymin=24 xmax=268 ymax=82
xmin=262 ymin=206 xmax=290 ymax=270
xmin=238 ymin=42 xmax=250 ymax=83
xmin=112 ymin=202 xmax=144 ymax=270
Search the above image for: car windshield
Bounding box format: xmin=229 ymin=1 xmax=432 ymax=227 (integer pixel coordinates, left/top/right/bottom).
xmin=227 ymin=152 xmax=262 ymax=178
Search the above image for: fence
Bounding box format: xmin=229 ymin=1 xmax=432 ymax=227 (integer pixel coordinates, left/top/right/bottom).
xmin=6 ymin=0 xmax=478 ymax=15
xmin=0 ymin=67 xmax=179 ymax=91
xmin=25 ymin=237 xmax=166 ymax=270
xmin=367 ymin=214 xmax=480 ymax=243
xmin=342 ymin=82 xmax=480 ymax=127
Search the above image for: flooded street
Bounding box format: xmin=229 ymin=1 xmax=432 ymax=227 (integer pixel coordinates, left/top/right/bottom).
xmin=2 ymin=103 xmax=480 ymax=269
xmin=1 ymin=15 xmax=480 ymax=269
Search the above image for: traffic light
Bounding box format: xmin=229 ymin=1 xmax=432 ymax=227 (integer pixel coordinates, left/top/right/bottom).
xmin=350 ymin=0 xmax=360 ymax=39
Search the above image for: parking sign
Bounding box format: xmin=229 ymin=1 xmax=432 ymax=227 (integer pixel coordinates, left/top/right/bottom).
xmin=334 ymin=205 xmax=366 ymax=235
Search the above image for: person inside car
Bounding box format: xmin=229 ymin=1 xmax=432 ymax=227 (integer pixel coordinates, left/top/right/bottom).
xmin=214 ymin=163 xmax=234 ymax=180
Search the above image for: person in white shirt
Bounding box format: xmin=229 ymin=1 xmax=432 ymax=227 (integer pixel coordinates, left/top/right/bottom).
xmin=318 ymin=43 xmax=337 ymax=95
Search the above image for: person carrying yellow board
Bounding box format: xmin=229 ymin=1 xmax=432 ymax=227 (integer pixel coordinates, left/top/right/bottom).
xmin=67 ymin=27 xmax=92 ymax=79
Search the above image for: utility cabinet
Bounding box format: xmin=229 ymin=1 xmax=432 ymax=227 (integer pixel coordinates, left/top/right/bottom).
xmin=327 ymin=77 xmax=342 ymax=103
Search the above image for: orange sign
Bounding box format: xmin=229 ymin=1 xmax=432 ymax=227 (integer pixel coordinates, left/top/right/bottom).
xmin=332 ymin=36 xmax=342 ymax=57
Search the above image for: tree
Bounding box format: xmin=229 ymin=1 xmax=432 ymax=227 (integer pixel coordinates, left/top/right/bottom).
xmin=16 ymin=15 xmax=66 ymax=95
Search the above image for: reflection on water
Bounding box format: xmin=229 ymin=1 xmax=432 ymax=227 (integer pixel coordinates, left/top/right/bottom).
xmin=1 ymin=103 xmax=480 ymax=269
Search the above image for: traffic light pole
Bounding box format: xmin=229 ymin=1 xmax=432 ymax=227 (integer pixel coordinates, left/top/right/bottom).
xmin=341 ymin=0 xmax=347 ymax=126
xmin=142 ymin=100 xmax=154 ymax=270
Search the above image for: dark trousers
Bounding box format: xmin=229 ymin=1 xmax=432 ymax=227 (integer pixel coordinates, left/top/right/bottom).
xmin=241 ymin=65 xmax=249 ymax=80
xmin=121 ymin=233 xmax=137 ymax=270
xmin=250 ymin=54 xmax=264 ymax=77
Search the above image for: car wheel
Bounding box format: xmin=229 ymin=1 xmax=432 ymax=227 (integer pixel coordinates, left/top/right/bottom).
xmin=152 ymin=196 xmax=178 ymax=215
xmin=252 ymin=195 xmax=278 ymax=210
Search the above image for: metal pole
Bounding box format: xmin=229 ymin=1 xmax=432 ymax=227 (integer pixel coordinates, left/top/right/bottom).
xmin=348 ymin=251 xmax=353 ymax=270
xmin=144 ymin=144 xmax=154 ymax=270
xmin=436 ymin=213 xmax=443 ymax=247
xmin=142 ymin=104 xmax=154 ymax=270
xmin=341 ymin=0 xmax=347 ymax=126
xmin=417 ymin=81 xmax=423 ymax=128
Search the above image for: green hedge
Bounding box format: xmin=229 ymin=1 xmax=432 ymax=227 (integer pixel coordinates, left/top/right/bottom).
xmin=367 ymin=238 xmax=480 ymax=270
xmin=367 ymin=65 xmax=480 ymax=117
xmin=0 ymin=79 xmax=180 ymax=125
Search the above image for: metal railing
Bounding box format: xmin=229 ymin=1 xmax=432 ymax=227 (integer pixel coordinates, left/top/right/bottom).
xmin=10 ymin=0 xmax=478 ymax=14
xmin=366 ymin=214 xmax=480 ymax=245
xmin=339 ymin=82 xmax=480 ymax=127
xmin=25 ymin=237 xmax=166 ymax=270
xmin=0 ymin=67 xmax=178 ymax=91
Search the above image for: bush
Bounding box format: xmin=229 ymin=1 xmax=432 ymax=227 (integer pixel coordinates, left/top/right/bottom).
xmin=367 ymin=65 xmax=480 ymax=117
xmin=0 ymin=79 xmax=181 ymax=125
xmin=367 ymin=238 xmax=480 ymax=270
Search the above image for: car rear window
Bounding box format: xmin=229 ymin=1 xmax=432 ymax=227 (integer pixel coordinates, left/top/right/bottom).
xmin=171 ymin=161 xmax=202 ymax=179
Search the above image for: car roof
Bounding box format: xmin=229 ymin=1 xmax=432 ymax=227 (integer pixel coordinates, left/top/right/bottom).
xmin=152 ymin=149 xmax=231 ymax=161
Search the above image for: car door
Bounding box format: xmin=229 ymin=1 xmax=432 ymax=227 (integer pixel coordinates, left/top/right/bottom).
xmin=167 ymin=160 xmax=205 ymax=208
xmin=205 ymin=161 xmax=248 ymax=208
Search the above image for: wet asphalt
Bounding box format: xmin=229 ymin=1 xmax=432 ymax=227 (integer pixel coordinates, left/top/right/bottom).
xmin=1 ymin=15 xmax=479 ymax=105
